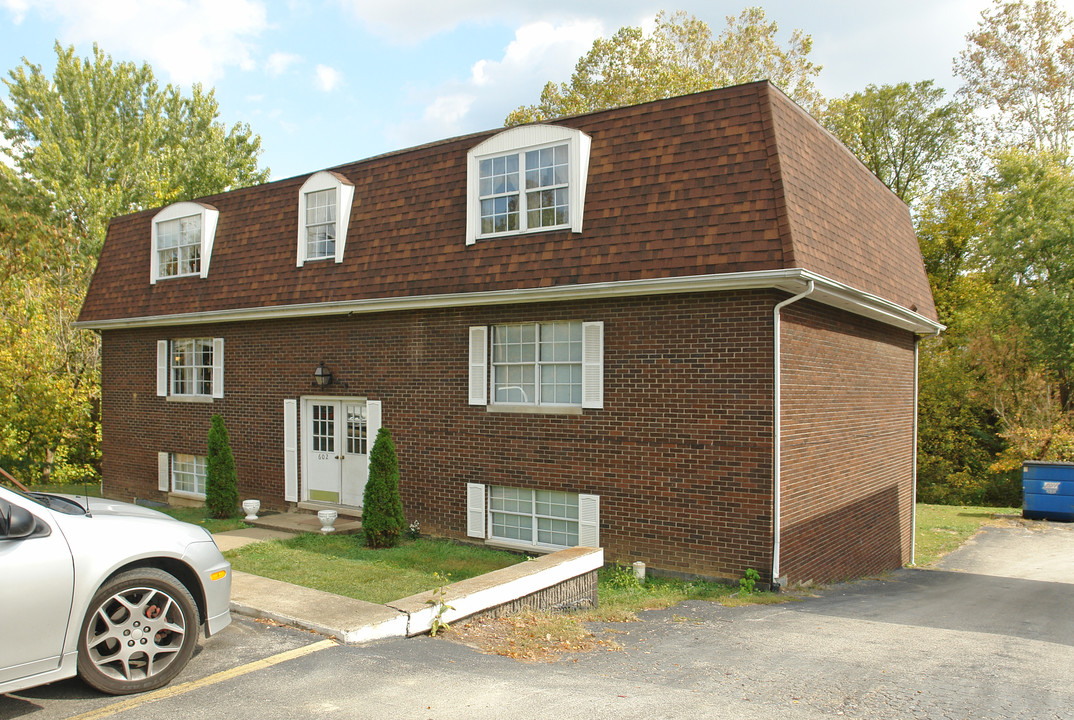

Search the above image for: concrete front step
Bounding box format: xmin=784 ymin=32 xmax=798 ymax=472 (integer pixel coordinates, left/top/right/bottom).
xmin=246 ymin=509 xmax=363 ymax=535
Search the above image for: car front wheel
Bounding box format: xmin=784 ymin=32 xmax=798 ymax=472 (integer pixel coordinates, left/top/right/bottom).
xmin=76 ymin=568 xmax=199 ymax=695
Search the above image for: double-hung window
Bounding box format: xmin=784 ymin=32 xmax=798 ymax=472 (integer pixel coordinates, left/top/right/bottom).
xmin=466 ymin=483 xmax=600 ymax=550
xmin=304 ymin=188 xmax=337 ymax=260
xmin=492 ymin=321 xmax=581 ymax=405
xmin=157 ymin=338 xmax=224 ymax=400
xmin=156 ymin=214 xmax=201 ymax=278
xmin=297 ymin=171 xmax=354 ymax=266
xmin=469 ymin=321 xmax=603 ymax=410
xmin=158 ymin=452 xmax=207 ymax=497
xmin=478 ymin=144 xmax=570 ymax=235
xmin=150 ymin=202 xmax=220 ymax=284
xmin=466 ymin=125 xmax=591 ymax=245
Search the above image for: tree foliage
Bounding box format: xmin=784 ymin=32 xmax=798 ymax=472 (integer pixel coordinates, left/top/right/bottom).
xmin=1 ymin=42 xmax=269 ymax=253
xmin=955 ymin=0 xmax=1074 ymax=153
xmin=0 ymin=43 xmax=268 ymax=484
xmin=206 ymin=414 xmax=239 ymax=519
xmin=506 ymin=8 xmax=822 ymax=125
xmin=362 ymin=427 xmax=406 ymax=549
xmin=0 ymin=168 xmax=99 ymax=483
xmin=823 ymin=81 xmax=964 ymax=205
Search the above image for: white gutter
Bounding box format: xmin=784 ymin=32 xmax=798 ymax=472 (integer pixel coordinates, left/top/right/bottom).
xmin=771 ymin=279 xmax=814 ymax=589
xmin=75 ymin=268 xmax=944 ymax=336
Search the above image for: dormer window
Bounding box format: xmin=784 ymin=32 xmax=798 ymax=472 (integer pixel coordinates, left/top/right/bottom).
xmin=157 ymin=214 xmax=201 ymax=277
xmin=150 ymin=202 xmax=219 ymax=284
xmin=467 ymin=125 xmax=591 ymax=245
xmin=297 ymin=171 xmax=354 ymax=266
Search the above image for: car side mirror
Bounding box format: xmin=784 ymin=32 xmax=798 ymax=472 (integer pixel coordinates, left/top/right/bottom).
xmin=0 ymin=502 xmax=37 ymax=539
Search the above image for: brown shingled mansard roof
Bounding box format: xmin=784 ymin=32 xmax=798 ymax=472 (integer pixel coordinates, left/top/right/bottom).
xmin=77 ymin=81 xmax=940 ymax=333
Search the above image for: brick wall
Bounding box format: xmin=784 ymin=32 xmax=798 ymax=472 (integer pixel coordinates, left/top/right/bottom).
xmin=778 ymin=300 xmax=916 ymax=584
xmin=100 ymin=291 xmax=918 ymax=582
xmin=101 ymin=290 xmax=779 ymax=580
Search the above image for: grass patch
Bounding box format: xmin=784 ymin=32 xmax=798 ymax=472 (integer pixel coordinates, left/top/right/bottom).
xmin=914 ymin=502 xmax=1018 ymax=567
xmin=225 ymin=535 xmax=525 ymax=605
xmin=160 ymin=505 xmax=248 ymax=534
xmin=26 ymin=481 xmax=102 ymax=497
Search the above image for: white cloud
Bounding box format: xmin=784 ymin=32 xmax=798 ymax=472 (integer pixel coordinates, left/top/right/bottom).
xmin=387 ymin=19 xmax=602 ymax=147
xmin=2 ymin=0 xmax=29 ymax=24
xmin=423 ymin=94 xmax=475 ymax=124
xmin=266 ymin=51 xmax=301 ymax=76
xmin=6 ymin=0 xmax=268 ymax=85
xmin=336 ymin=0 xmax=637 ymax=43
xmin=315 ymin=64 xmax=343 ymax=92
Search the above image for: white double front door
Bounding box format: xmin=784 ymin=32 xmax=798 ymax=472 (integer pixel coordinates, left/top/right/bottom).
xmin=303 ymin=398 xmax=380 ymax=507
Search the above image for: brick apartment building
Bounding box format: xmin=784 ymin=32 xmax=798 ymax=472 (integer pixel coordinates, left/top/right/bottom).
xmin=76 ymin=81 xmax=941 ymax=587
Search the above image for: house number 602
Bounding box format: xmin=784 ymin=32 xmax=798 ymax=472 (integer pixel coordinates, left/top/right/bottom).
xmin=318 ymin=453 xmax=333 ymax=460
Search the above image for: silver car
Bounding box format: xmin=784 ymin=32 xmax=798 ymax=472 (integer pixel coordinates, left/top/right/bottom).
xmin=0 ymin=484 xmax=231 ymax=695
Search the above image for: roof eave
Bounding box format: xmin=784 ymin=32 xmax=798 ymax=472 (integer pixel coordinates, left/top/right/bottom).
xmin=74 ymin=268 xmax=943 ymax=336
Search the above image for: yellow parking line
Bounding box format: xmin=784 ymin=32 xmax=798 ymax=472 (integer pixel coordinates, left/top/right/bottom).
xmin=69 ymin=638 xmax=337 ymax=720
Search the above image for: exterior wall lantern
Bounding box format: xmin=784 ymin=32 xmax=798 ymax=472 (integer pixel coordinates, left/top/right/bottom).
xmin=312 ymin=361 xmax=346 ymax=388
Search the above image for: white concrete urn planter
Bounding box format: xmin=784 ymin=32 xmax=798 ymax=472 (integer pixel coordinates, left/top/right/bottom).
xmin=242 ymin=499 xmax=260 ymax=521
xmin=318 ymin=509 xmax=339 ymax=534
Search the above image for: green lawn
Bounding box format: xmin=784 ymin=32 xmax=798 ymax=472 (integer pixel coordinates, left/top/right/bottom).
xmin=914 ymin=502 xmax=1018 ymax=567
xmin=159 ymin=505 xmax=248 ymax=533
xmin=225 ymin=535 xmax=526 ymax=604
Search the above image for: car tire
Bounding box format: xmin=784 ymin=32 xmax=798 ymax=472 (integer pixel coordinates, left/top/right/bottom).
xmin=76 ymin=568 xmax=200 ymax=695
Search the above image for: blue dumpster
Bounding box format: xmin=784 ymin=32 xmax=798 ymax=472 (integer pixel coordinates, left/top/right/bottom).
xmin=1023 ymin=461 xmax=1074 ymax=521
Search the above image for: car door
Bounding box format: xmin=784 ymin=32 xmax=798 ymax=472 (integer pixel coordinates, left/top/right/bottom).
xmin=0 ymin=492 xmax=75 ymax=685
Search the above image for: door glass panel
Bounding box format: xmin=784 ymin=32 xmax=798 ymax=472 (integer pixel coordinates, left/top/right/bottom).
xmin=312 ymin=404 xmax=334 ymax=453
xmin=346 ymin=404 xmax=367 ymax=455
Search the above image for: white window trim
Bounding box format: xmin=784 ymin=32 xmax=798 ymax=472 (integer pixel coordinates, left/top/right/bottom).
xmin=297 ymin=170 xmax=355 ymax=267
xmin=167 ymin=452 xmax=207 ymax=499
xmin=157 ymin=337 xmax=224 ymax=400
xmin=468 ymin=321 xmax=602 ymax=410
xmin=466 ymin=125 xmax=591 ymax=245
xmin=150 ymin=202 xmax=219 ymax=284
xmin=466 ymin=483 xmax=600 ymax=550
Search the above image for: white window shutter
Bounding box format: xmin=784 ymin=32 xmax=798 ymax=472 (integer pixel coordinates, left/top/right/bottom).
xmin=581 ymin=321 xmax=604 ymax=409
xmin=366 ymin=400 xmax=382 ymax=473
xmin=158 ymin=452 xmax=170 ymax=492
xmin=467 ymin=483 xmax=486 ymax=538
xmin=157 ymin=340 xmax=169 ymax=397
xmin=468 ymin=326 xmax=488 ymax=405
xmin=284 ymin=399 xmax=298 ymax=502
xmin=578 ymin=493 xmax=600 ymax=547
xmin=211 ymin=338 xmax=224 ymax=398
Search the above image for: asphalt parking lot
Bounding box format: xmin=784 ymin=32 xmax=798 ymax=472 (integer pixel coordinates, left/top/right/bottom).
xmin=3 ymin=518 xmax=1072 ymax=720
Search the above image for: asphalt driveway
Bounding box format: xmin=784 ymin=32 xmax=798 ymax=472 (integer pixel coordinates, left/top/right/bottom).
xmin=3 ymin=518 xmax=1071 ymax=720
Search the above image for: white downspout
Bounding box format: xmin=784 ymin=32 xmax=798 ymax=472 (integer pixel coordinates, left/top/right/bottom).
xmin=772 ymin=280 xmax=814 ymax=589
xmin=911 ymin=337 xmax=920 ymax=565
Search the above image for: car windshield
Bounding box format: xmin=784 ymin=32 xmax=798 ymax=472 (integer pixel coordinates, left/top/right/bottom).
xmin=0 ymin=480 xmax=88 ymax=515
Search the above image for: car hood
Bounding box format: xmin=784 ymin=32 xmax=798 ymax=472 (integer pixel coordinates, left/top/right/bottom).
xmin=57 ymin=494 xmax=176 ymax=521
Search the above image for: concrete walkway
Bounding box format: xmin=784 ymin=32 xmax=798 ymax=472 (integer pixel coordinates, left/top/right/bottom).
xmin=213 ymin=525 xmax=402 ymax=642
xmin=211 ymin=523 xmax=602 ymax=643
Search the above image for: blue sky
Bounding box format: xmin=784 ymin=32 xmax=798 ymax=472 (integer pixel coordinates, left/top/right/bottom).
xmin=1 ymin=1 xmax=1066 ymax=181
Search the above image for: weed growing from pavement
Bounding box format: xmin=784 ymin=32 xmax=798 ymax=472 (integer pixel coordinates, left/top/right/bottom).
xmin=427 ymin=572 xmax=455 ymax=636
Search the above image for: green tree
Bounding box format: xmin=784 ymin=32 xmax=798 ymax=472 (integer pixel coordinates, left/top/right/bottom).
xmin=1 ymin=42 xmax=269 ymax=253
xmin=982 ymin=150 xmax=1074 ymax=410
xmin=362 ymin=427 xmax=406 ymax=549
xmin=506 ymin=8 xmax=823 ymax=125
xmin=823 ymin=81 xmax=964 ymax=205
xmin=0 ymin=43 xmax=268 ymax=484
xmin=955 ymin=0 xmax=1074 ymax=153
xmin=206 ymin=414 xmax=239 ymax=519
xmin=913 ymin=182 xmax=1013 ymax=504
xmin=0 ymin=167 xmax=99 ymax=483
